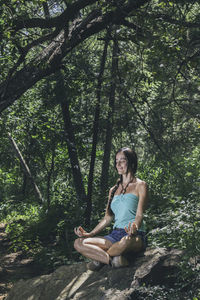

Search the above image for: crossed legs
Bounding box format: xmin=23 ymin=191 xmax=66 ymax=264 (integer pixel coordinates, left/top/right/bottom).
xmin=74 ymin=237 xmax=113 ymax=264
xmin=74 ymin=235 xmax=143 ymax=264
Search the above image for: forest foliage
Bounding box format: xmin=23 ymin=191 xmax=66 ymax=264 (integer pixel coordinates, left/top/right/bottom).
xmin=0 ymin=0 xmax=199 ymax=299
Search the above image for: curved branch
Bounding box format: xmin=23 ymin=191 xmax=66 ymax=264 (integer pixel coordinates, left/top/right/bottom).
xmin=152 ymin=13 xmax=200 ymax=28
xmin=23 ymin=29 xmax=60 ymax=51
xmin=1 ymin=28 xmax=60 ymax=99
xmin=0 ymin=0 xmax=150 ymax=113
xmin=12 ymin=0 xmax=98 ymax=31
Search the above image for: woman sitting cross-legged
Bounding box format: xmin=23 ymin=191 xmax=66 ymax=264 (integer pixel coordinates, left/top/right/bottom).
xmin=74 ymin=147 xmax=148 ymax=270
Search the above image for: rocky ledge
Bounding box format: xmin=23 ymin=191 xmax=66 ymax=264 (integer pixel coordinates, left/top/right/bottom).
xmin=5 ymin=248 xmax=183 ymax=300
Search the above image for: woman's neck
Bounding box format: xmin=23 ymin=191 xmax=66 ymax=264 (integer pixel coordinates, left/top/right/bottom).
xmin=120 ymin=174 xmax=135 ymax=195
xmin=122 ymin=173 xmax=135 ymax=185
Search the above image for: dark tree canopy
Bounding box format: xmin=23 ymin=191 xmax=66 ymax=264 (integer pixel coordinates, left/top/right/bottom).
xmin=0 ymin=0 xmax=200 ymax=113
xmin=0 ymin=0 xmax=149 ymax=112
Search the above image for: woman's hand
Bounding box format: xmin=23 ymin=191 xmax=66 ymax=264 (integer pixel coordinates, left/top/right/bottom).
xmin=124 ymin=222 xmax=138 ymax=236
xmin=74 ymin=226 xmax=93 ymax=238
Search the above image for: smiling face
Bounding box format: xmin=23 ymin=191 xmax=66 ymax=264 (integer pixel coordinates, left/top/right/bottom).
xmin=115 ymin=151 xmax=128 ymax=175
xmin=115 ymin=147 xmax=138 ymax=177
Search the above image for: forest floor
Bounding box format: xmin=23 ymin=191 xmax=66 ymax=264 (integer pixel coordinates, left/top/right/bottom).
xmin=0 ymin=223 xmax=45 ymax=300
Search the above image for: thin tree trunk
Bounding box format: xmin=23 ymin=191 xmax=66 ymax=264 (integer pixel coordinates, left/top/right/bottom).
xmin=44 ymin=0 xmax=86 ymax=210
xmin=21 ymin=173 xmax=27 ymax=196
xmin=43 ymin=2 xmax=54 ymax=211
xmin=8 ymin=132 xmax=44 ymax=203
xmin=46 ymin=148 xmax=55 ymax=211
xmin=84 ymin=31 xmax=110 ymax=225
xmin=100 ymin=35 xmax=118 ymax=199
xmin=55 ymin=71 xmax=87 ymax=205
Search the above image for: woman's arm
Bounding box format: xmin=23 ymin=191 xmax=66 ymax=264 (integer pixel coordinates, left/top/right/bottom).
xmin=89 ymin=213 xmax=113 ymax=236
xmin=74 ymin=214 xmax=113 ymax=238
xmin=125 ymin=180 xmax=148 ymax=235
xmin=134 ymin=180 xmax=148 ymax=229
xmin=74 ymin=188 xmax=114 ymax=238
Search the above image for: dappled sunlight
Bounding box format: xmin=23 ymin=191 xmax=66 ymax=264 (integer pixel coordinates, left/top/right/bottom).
xmin=55 ymin=269 xmax=93 ymax=300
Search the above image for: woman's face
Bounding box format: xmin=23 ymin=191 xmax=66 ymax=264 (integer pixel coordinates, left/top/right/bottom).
xmin=115 ymin=151 xmax=128 ymax=175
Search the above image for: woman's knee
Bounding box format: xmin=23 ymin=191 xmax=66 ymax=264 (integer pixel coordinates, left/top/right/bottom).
xmin=74 ymin=238 xmax=84 ymax=251
xmin=107 ymin=241 xmax=125 ymax=256
xmin=107 ymin=236 xmax=134 ymax=256
xmin=120 ymin=235 xmax=143 ymax=253
xmin=120 ymin=235 xmax=132 ymax=246
xmin=74 ymin=237 xmax=96 ymax=251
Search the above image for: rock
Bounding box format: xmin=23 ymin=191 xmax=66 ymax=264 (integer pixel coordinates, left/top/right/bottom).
xmin=0 ymin=266 xmax=7 ymax=279
xmin=5 ymin=248 xmax=183 ymax=300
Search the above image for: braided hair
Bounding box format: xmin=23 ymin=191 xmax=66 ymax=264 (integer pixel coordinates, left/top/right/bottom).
xmin=106 ymin=147 xmax=138 ymax=216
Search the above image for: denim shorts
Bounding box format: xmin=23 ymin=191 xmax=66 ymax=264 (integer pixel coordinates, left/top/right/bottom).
xmin=104 ymin=228 xmax=147 ymax=249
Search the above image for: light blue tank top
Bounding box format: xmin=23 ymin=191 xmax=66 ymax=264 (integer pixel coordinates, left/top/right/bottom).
xmin=111 ymin=193 xmax=145 ymax=232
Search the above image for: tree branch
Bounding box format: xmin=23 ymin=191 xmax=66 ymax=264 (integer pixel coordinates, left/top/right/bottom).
xmin=12 ymin=0 xmax=98 ymax=31
xmin=151 ymin=13 xmax=200 ymax=28
xmin=1 ymin=28 xmax=60 ymax=100
xmin=0 ymin=0 xmax=150 ymax=113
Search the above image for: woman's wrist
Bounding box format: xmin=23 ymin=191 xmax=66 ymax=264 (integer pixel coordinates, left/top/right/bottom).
xmin=133 ymin=222 xmax=138 ymax=234
xmin=89 ymin=231 xmax=96 ymax=237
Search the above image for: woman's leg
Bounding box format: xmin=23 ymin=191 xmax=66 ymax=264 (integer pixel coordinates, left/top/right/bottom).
xmin=107 ymin=235 xmax=143 ymax=257
xmin=74 ymin=237 xmax=113 ymax=264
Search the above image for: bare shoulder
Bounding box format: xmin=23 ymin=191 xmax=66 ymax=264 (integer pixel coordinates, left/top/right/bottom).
xmin=136 ymin=178 xmax=148 ymax=192
xmin=136 ymin=177 xmax=147 ymax=186
xmin=136 ymin=178 xmax=148 ymax=208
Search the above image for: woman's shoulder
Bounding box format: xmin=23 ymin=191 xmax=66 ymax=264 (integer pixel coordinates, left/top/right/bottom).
xmin=135 ymin=178 xmax=148 ymax=189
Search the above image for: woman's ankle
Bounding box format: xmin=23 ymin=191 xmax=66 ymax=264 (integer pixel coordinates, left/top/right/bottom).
xmin=111 ymin=255 xmax=129 ymax=268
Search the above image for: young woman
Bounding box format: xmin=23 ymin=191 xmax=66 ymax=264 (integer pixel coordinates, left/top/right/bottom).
xmin=74 ymin=147 xmax=148 ymax=270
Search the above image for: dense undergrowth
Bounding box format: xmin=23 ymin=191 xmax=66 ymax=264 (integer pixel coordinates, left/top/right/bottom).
xmin=1 ymin=193 xmax=199 ymax=299
xmin=0 ymin=155 xmax=199 ymax=299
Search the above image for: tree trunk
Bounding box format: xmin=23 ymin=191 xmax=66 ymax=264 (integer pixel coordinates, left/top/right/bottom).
xmin=43 ymin=1 xmax=54 ymax=212
xmin=84 ymin=31 xmax=110 ymax=225
xmin=100 ymin=35 xmax=118 ymax=200
xmin=8 ymin=132 xmax=44 ymax=203
xmin=46 ymin=148 xmax=55 ymax=211
xmin=42 ymin=6 xmax=87 ymax=211
xmin=55 ymin=71 xmax=87 ymax=205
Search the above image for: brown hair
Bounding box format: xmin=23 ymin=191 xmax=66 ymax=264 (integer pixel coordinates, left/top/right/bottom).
xmin=106 ymin=147 xmax=138 ymax=216
xmin=115 ymin=147 xmax=137 ymax=175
